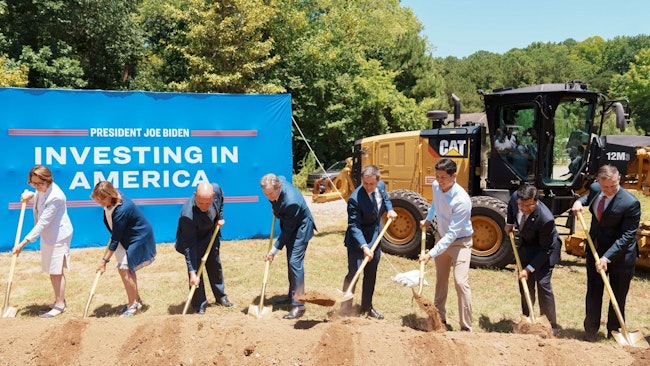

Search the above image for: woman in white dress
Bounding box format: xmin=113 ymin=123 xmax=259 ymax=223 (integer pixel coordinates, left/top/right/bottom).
xmin=12 ymin=165 xmax=74 ymax=318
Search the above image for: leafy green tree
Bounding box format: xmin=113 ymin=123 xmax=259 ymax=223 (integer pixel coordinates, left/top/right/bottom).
xmin=1 ymin=0 xmax=86 ymax=88
xmin=0 ymin=55 xmax=28 ymax=86
xmin=260 ymin=0 xmax=434 ymax=168
xmin=131 ymin=0 xmax=187 ymax=91
xmin=602 ymin=35 xmax=650 ymax=75
xmin=0 ymin=1 xmax=28 ymax=86
xmin=68 ymin=0 xmax=144 ymax=89
xmin=611 ymin=48 xmax=650 ymax=133
xmin=1 ymin=0 xmax=143 ymax=89
xmin=161 ymin=0 xmax=282 ymax=93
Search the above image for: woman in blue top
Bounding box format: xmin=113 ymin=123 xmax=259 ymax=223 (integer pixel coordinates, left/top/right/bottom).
xmin=91 ymin=181 xmax=156 ymax=317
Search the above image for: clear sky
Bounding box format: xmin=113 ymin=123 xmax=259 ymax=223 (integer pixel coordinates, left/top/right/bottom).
xmin=400 ymin=0 xmax=650 ymax=58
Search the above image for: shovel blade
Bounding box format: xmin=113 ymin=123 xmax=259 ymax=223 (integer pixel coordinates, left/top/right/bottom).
xmin=519 ymin=315 xmax=534 ymax=324
xmin=2 ymin=306 xmax=17 ymax=318
xmin=247 ymin=304 xmax=272 ymax=319
xmin=612 ymin=330 xmax=650 ymax=348
xmin=339 ymin=291 xmax=354 ymax=303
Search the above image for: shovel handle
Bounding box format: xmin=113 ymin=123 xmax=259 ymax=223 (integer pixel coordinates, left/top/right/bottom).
xmin=508 ymin=231 xmax=536 ymax=322
xmin=259 ymin=261 xmax=271 ymax=310
xmin=342 ymin=218 xmax=393 ymax=297
xmin=181 ymin=225 xmax=221 ymax=315
xmin=181 ymin=286 xmax=198 ymax=315
xmin=196 ymin=225 xmax=221 ymax=279
xmin=267 ymin=216 xmax=276 ymax=253
xmin=83 ymin=238 xmax=112 ymax=318
xmin=83 ymin=271 xmax=102 ymax=318
xmin=418 ymin=226 xmax=426 ymax=295
xmin=2 ymin=254 xmax=18 ymax=316
xmin=13 ymin=200 xmax=27 ymax=251
xmin=255 ymin=216 xmax=277 ymax=312
xmin=3 ymin=200 xmax=27 ymax=315
xmin=576 ymin=213 xmax=630 ymax=340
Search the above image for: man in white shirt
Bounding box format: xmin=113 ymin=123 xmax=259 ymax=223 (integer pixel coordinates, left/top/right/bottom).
xmin=419 ymin=158 xmax=474 ymax=331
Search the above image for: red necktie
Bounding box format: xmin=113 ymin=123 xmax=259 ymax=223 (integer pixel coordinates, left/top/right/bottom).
xmin=596 ymin=196 xmax=606 ymax=221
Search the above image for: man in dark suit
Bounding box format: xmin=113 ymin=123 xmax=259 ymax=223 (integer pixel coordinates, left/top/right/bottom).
xmin=505 ymin=184 xmax=561 ymax=337
xmin=571 ymin=165 xmax=641 ymax=342
xmin=341 ymin=165 xmax=397 ymax=319
xmin=260 ymin=173 xmax=316 ymax=320
xmin=176 ymin=182 xmax=232 ymax=314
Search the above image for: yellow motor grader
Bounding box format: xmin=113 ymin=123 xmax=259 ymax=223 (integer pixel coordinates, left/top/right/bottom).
xmin=314 ymin=81 xmax=650 ymax=269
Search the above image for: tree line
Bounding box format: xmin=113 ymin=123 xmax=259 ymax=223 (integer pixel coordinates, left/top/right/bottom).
xmin=1 ymin=0 xmax=649 ymax=171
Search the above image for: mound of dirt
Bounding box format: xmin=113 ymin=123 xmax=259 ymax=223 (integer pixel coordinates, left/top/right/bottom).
xmin=1 ymin=312 xmax=649 ymax=366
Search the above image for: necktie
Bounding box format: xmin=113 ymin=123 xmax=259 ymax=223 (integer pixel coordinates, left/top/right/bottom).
xmin=596 ymin=195 xmax=606 ymax=221
xmin=519 ymin=214 xmax=527 ymax=230
xmin=371 ymin=191 xmax=378 ymax=212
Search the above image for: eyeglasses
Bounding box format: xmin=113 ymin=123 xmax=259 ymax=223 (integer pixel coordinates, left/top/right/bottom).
xmin=30 ymin=181 xmax=47 ymax=187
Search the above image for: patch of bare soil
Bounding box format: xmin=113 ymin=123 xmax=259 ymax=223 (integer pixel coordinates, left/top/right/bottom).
xmin=1 ymin=314 xmax=649 ymax=366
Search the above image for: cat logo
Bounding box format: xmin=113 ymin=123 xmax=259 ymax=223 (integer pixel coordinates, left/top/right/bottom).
xmin=439 ymin=139 xmax=467 ymax=157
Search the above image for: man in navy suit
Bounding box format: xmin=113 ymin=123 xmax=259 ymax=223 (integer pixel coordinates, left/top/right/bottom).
xmin=176 ymin=182 xmax=232 ymax=314
xmin=261 ymin=173 xmax=316 ymax=319
xmin=341 ymin=165 xmax=397 ymax=319
xmin=505 ymin=184 xmax=561 ymax=337
xmin=571 ymin=165 xmax=641 ymax=342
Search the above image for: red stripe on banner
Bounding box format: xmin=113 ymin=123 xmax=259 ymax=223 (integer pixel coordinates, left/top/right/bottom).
xmin=8 ymin=196 xmax=260 ymax=209
xmin=8 ymin=128 xmax=89 ymax=136
xmin=191 ymin=130 xmax=257 ymax=137
xmin=224 ymin=196 xmax=259 ymax=203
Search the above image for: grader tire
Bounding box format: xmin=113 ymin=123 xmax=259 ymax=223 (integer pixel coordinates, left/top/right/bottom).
xmin=380 ymin=190 xmax=433 ymax=257
xmin=469 ymin=196 xmax=513 ymax=269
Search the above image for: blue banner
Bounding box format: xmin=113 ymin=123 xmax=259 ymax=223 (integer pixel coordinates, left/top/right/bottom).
xmin=0 ymin=88 xmax=292 ymax=252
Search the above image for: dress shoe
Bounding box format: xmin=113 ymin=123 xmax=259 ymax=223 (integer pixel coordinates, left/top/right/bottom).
xmin=283 ymin=306 xmax=305 ymax=319
xmin=194 ymin=302 xmax=207 ymax=315
xmin=218 ymin=297 xmax=233 ymax=308
xmin=364 ymin=308 xmax=384 ymax=320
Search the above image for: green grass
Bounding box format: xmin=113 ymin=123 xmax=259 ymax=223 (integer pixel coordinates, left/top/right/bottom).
xmin=2 ymin=193 xmax=650 ymax=345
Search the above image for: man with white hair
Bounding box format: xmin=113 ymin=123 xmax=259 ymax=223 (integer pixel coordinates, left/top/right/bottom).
xmin=176 ymin=181 xmax=232 ymax=314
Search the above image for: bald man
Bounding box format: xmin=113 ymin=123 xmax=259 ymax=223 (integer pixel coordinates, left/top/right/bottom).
xmin=176 ymin=182 xmax=232 ymax=314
